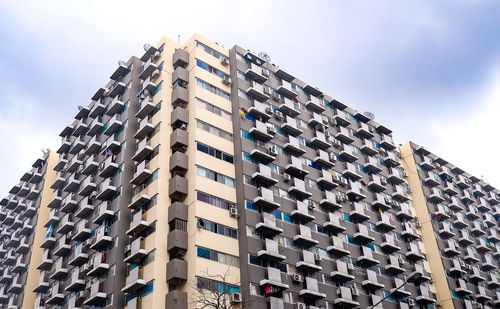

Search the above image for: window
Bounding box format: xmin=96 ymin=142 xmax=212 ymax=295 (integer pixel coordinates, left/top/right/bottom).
xmin=196 ymin=277 xmax=240 ymax=294
xmin=196 ymin=98 xmax=231 ymax=120
xmin=133 ymin=169 xmax=159 ymax=196
xmin=197 ymin=217 xmax=238 ymax=238
xmin=197 ymin=247 xmax=239 ymax=267
xmin=196 ymin=119 xmax=232 ymax=141
xmin=196 ymin=166 xmax=235 ymax=187
xmin=153 ymin=81 xmax=163 ymax=95
xmin=196 ymin=59 xmax=228 ymax=79
xmin=197 ymin=142 xmax=233 ymax=164
xmin=196 ymin=78 xmax=231 ymax=100
xmin=196 ymin=191 xmax=235 ymax=210
xmin=196 ymin=41 xmax=227 ymax=61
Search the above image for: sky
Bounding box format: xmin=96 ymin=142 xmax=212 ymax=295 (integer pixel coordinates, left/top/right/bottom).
xmin=0 ymin=0 xmax=499 ymax=196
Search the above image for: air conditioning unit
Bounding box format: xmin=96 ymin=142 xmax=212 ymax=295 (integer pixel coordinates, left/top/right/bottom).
xmin=408 ymin=298 xmax=416 ymax=307
xmin=398 ymin=257 xmax=405 ymax=265
xmin=274 ymin=111 xmax=284 ymax=120
xmin=295 ymin=303 xmax=306 ymax=309
xmin=271 ymin=92 xmax=280 ymax=101
xmin=406 ymin=187 xmax=412 ymax=193
xmin=384 ymin=197 xmax=391 ymax=204
xmin=266 ymin=124 xmax=277 ymax=134
xmin=329 ymin=152 xmax=336 ymax=163
xmin=292 ymin=273 xmax=303 ymax=282
xmin=220 ymin=57 xmax=229 ymax=66
xmin=459 ymin=260 xmax=466 ymax=267
xmin=307 ymin=200 xmax=316 ymax=210
xmin=415 ymin=221 xmax=421 ymax=228
xmin=392 ymin=201 xmax=400 ymax=208
xmin=268 ymin=145 xmax=278 ymax=156
xmin=265 ymin=106 xmax=272 ymax=114
xmin=324 ymin=130 xmax=330 ymax=137
xmin=331 ymin=138 xmax=341 ymax=147
xmin=229 ymin=292 xmax=241 ymax=303
xmin=322 ymin=116 xmax=329 ymax=125
xmin=347 ymin=263 xmax=354 ymax=271
xmin=340 ymin=177 xmax=348 ymax=186
xmin=125 ymin=244 xmax=131 ymax=253
xmin=229 ymin=207 xmax=238 ymax=217
xmin=402 ymin=171 xmax=408 ymax=177
xmin=222 ymin=76 xmax=232 ymax=85
xmin=380 ymin=178 xmax=387 ymax=185
xmin=314 ymin=254 xmax=322 ymax=261
xmin=283 ymin=173 xmax=291 ymax=182
xmin=262 ymin=68 xmax=270 ymax=77
xmin=350 ymin=286 xmax=359 ymax=296
xmin=263 ymin=87 xmax=271 ymax=95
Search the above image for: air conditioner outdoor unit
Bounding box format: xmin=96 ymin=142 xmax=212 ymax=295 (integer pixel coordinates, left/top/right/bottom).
xmin=314 ymin=254 xmax=322 ymax=261
xmin=271 ymin=92 xmax=280 ymax=101
xmin=283 ymin=173 xmax=291 ymax=182
xmin=329 ymin=152 xmax=336 ymax=163
xmin=268 ymin=145 xmax=278 ymax=156
xmin=331 ymin=138 xmax=341 ymax=147
xmin=262 ymin=68 xmax=270 ymax=77
xmin=350 ymin=286 xmax=359 ymax=296
xmin=324 ymin=130 xmax=330 ymax=137
xmin=274 ymin=111 xmax=284 ymax=120
xmin=229 ymin=292 xmax=241 ymax=303
xmin=263 ymin=87 xmax=271 ymax=95
xmin=229 ymin=207 xmax=238 ymax=217
xmin=295 ymin=303 xmax=306 ymax=309
xmin=292 ymin=274 xmax=303 ymax=282
xmin=125 ymin=244 xmax=131 ymax=253
xmin=222 ymin=76 xmax=231 ymax=85
xmin=308 ymin=200 xmax=316 ymax=210
xmin=265 ymin=106 xmax=272 ymax=114
xmin=347 ymin=263 xmax=354 ymax=270
xmin=220 ymin=58 xmax=229 ymax=66
xmin=408 ymin=298 xmax=416 ymax=307
xmin=267 ymin=125 xmax=277 ymax=134
xmin=398 ymin=257 xmax=405 ymax=265
xmin=402 ymin=171 xmax=408 ymax=177
xmin=340 ymin=178 xmax=348 ymax=186
xmin=380 ymin=178 xmax=387 ymax=185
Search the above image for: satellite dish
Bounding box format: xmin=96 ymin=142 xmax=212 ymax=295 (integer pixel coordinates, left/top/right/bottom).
xmin=258 ymin=52 xmax=271 ymax=63
xmin=118 ymin=60 xmax=126 ymax=66
xmin=197 ymin=218 xmax=205 ymax=228
xmin=77 ymin=105 xmax=83 ymax=111
xmin=143 ymin=44 xmax=152 ymax=51
xmin=363 ymin=111 xmax=375 ymax=120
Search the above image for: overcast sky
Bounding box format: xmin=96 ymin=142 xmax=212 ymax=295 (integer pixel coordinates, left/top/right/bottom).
xmin=0 ymin=0 xmax=499 ymax=196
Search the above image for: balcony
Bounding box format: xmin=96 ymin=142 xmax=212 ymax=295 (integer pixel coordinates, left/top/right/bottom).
xmin=245 ymin=62 xmax=267 ymax=82
xmin=396 ymin=204 xmax=414 ymax=220
xmin=83 ymin=281 xmax=107 ymax=306
xmin=88 ymin=116 xmax=104 ymax=136
xmin=299 ymin=277 xmax=326 ymax=300
xmin=259 ymin=266 xmax=289 ymax=291
xmin=280 ymin=116 xmax=303 ymax=136
xmin=87 ymin=251 xmax=110 ymax=277
xmin=57 ymin=214 xmax=74 ymax=234
xmin=69 ymin=136 xmax=86 ymax=155
xmin=49 ymin=257 xmax=68 ymax=280
xmin=37 ymin=250 xmax=53 ymax=270
xmin=296 ymin=250 xmax=322 ymax=273
xmin=343 ymin=162 xmax=362 ymax=181
xmin=171 ymin=66 xmax=187 ymax=88
xmin=255 ymin=212 xmax=283 ymax=236
xmin=125 ymin=237 xmax=148 ymax=263
xmin=385 ymin=256 xmax=405 ymax=274
xmin=357 ymin=246 xmax=380 ymax=267
xmin=66 ymin=268 xmax=85 ymax=292
xmin=458 ymin=231 xmax=474 ymax=246
xmin=376 ymin=213 xmax=395 ymax=231
xmin=48 ymin=189 xmax=63 ymax=209
xmin=73 ymin=118 xmax=88 ymax=136
xmin=122 ymin=266 xmax=147 ymax=294
xmin=288 ymin=178 xmax=312 ymax=199
xmin=16 ymin=236 xmax=29 ymax=254
xmin=105 ymin=96 xmax=124 ymax=117
xmin=127 ymin=210 xmax=150 ymax=236
xmin=347 ymin=184 xmax=366 ymax=201
xmin=305 ymin=96 xmax=326 ymax=113
xmin=362 ymin=270 xmax=384 ymax=290
xmin=258 ymin=238 xmax=285 ymax=262
xmin=276 ymin=80 xmax=295 ymax=99
xmin=339 ymin=144 xmax=358 ymax=163
xmin=44 ymin=209 xmax=60 ymax=228
xmin=254 ymin=187 xmax=280 ymax=210
xmin=392 ymin=185 xmax=409 ymax=202
xmin=102 ymin=114 xmax=122 ymax=136
xmin=335 ymin=126 xmax=354 ymax=144
xmin=381 ymin=235 xmax=401 ymax=253
xmin=171 ymin=85 xmax=188 ymax=107
xmin=99 ymin=156 xmax=119 ymax=178
xmin=293 ymin=225 xmax=318 ymax=247
xmin=136 ymin=96 xmax=155 ymax=119
xmin=327 ymin=235 xmax=350 ymax=257
xmin=247 ymin=81 xmax=270 ymax=102
xmin=69 ymin=243 xmax=89 ymax=266
xmin=364 ymin=156 xmax=382 ymax=174
xmin=7 ymin=275 xmax=22 ymax=294
xmin=78 ymin=175 xmax=96 ymax=197
xmin=12 ymin=255 xmax=27 ymax=273
xmin=57 ymin=136 xmax=71 ymax=154
xmin=90 ymin=224 xmax=112 ymax=249
xmin=279 ymin=97 xmax=300 ymax=117
xmin=353 ymin=224 xmax=375 ymax=244
xmin=61 ymin=193 xmax=78 ymax=213
xmin=73 ymin=220 xmax=91 ymax=241
xmin=283 ymin=135 xmax=306 ymax=155
xmin=33 ymin=271 xmax=50 ymax=293
xmin=166 ymin=258 xmax=187 ymax=285
xmin=108 ymin=81 xmax=126 ymax=98
xmin=323 ymin=212 xmax=345 ymax=234
xmin=314 ymin=149 xmax=335 ymax=169
xmin=134 ymin=117 xmax=155 ymax=140
xmin=169 ymin=175 xmax=188 ymax=200
xmin=334 ymin=286 xmax=359 ymax=308
xmin=406 ymin=243 xmax=425 ymax=261
xmin=367 ymin=175 xmax=386 ymax=192
xmin=387 ymin=168 xmax=405 ymax=185
xmin=128 ymin=193 xmax=151 ymax=210
xmin=252 ymin=164 xmax=278 ymax=187
xmin=96 ymin=178 xmax=117 ymax=200
xmin=349 ymin=203 xmax=370 ymax=222
xmin=379 ymin=134 xmax=396 ymax=150
xmin=64 ymin=173 xmax=81 ymax=193
xmin=89 ymin=99 xmax=106 ymax=118
xmin=291 ymin=201 xmax=315 ymax=223
xmin=93 ymin=201 xmax=114 ymax=224
xmin=133 ymin=138 xmax=154 ymax=162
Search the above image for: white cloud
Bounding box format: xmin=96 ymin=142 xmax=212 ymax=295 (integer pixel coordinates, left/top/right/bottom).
xmin=428 ymin=67 xmax=500 ymax=187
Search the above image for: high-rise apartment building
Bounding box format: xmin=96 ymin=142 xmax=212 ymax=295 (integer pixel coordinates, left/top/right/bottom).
xmin=401 ymin=142 xmax=500 ymax=309
xmin=0 ymin=33 xmax=498 ymax=309
xmin=0 ymin=150 xmax=58 ymax=309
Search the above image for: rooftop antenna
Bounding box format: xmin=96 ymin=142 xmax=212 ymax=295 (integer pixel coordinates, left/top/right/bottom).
xmin=77 ymin=105 xmax=83 ymax=111
xmin=363 ymin=111 xmax=375 ymax=120
xmin=178 ymin=35 xmax=180 ymax=43
xmin=143 ymin=44 xmax=152 ymax=51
